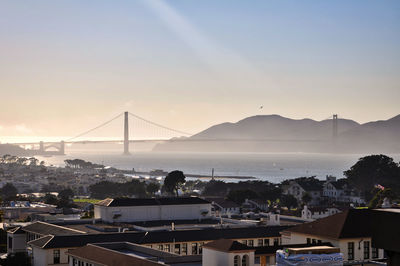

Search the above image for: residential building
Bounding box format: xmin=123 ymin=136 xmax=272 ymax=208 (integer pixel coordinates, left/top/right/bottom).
xmin=7 ymin=221 xmax=85 ymax=255
xmin=207 ymin=197 xmax=240 ymax=216
xmin=301 ymin=205 xmax=342 ymax=220
xmin=322 ymin=177 xmax=365 ymax=205
xmin=282 ymin=179 xmax=323 ymax=206
xmin=281 ymin=209 xmax=385 ymax=263
xmin=203 ymin=239 xmax=255 ymax=266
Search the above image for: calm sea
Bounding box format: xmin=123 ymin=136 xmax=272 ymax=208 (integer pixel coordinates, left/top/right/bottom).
xmin=36 ymin=150 xmax=399 ymax=183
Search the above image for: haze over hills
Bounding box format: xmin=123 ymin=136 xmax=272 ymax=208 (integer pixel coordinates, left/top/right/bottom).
xmin=154 ymin=114 xmax=400 ymax=153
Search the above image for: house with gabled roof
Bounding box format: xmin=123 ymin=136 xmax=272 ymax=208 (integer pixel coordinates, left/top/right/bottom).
xmin=205 ymin=197 xmax=240 ymax=216
xmin=281 ymin=209 xmax=385 ymax=263
xmin=7 ymin=221 xmax=85 ymax=255
xmin=282 ymin=178 xmax=323 ymax=205
xmin=203 ymin=239 xmax=255 ymax=266
xmin=301 ymin=205 xmax=344 ymax=220
xmin=322 ymin=177 xmax=365 ymax=204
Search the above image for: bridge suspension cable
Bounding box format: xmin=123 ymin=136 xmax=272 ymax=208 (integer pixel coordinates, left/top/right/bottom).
xmin=66 ymin=112 xmax=124 ymax=141
xmin=128 ymin=112 xmax=193 ymax=136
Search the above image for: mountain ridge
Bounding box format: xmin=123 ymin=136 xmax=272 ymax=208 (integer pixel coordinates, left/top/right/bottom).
xmin=154 ymin=114 xmax=400 ymax=153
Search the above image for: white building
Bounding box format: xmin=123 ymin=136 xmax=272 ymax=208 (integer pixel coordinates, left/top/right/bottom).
xmin=94 ymin=197 xmax=212 ymax=223
xmin=26 ymin=225 xmax=286 ymax=266
xmin=281 ymin=209 xmax=385 ymax=263
xmin=203 ymin=239 xmax=255 ymax=266
xmin=282 ymin=179 xmax=323 ymax=206
xmin=301 ymin=205 xmax=342 ymax=220
xmin=207 ymin=197 xmax=240 ymax=216
xmin=322 ymin=177 xmax=365 ymax=205
xmin=7 ymin=221 xmax=85 ymax=256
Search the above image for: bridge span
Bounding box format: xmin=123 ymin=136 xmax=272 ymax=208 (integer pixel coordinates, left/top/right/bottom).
xmin=7 ymin=112 xmax=339 ymax=155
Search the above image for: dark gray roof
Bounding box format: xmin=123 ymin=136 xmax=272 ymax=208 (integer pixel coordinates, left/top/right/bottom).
xmin=297 ymin=180 xmax=323 ymax=192
xmin=28 ymin=225 xmax=290 ymax=249
xmin=67 ymin=244 xmax=164 ymax=266
xmin=284 ymin=209 xmax=374 ymax=239
xmin=330 ymin=179 xmax=348 ymax=190
xmin=22 ymin=221 xmax=86 ymax=236
xmin=203 ymin=239 xmax=254 ymax=252
xmin=206 ymin=198 xmax=240 ymax=208
xmin=28 ymin=235 xmax=54 ymax=248
xmin=96 ymin=197 xmax=210 ymax=207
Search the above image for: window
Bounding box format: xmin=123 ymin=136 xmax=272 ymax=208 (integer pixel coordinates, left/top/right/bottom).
xmin=158 ymin=245 xmax=163 ymax=251
xmin=258 ymin=239 xmax=263 ymax=246
xmin=182 ymin=243 xmax=188 ymax=255
xmin=242 ymin=254 xmax=249 ymax=266
xmin=248 ymin=240 xmax=254 ymax=247
xmin=234 ymin=255 xmax=240 ymax=266
xmin=318 ymin=240 xmax=322 ymax=244
xmin=312 ymin=239 xmax=316 ymax=244
xmin=192 ymin=243 xmax=198 ymax=255
xmin=53 ymin=249 xmax=60 ymax=264
xmin=348 ymin=242 xmax=354 ymax=260
xmin=364 ymin=241 xmax=370 ymax=259
xmin=306 ymin=238 xmax=311 ymax=244
xmin=372 ymin=247 xmax=379 ymax=258
xmin=174 ymin=243 xmax=181 ymax=254
xmin=165 ymin=244 xmax=170 ymax=252
xmin=242 ymin=240 xmax=247 ymax=245
xmin=274 ymin=238 xmax=279 ymax=246
xmin=264 ymin=239 xmax=269 ymax=246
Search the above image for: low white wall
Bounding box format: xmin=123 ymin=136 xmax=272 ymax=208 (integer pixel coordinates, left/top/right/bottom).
xmin=96 ymin=203 xmax=212 ymax=223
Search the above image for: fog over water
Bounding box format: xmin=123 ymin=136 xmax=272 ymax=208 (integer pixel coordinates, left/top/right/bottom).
xmin=36 ymin=149 xmax=400 ymax=183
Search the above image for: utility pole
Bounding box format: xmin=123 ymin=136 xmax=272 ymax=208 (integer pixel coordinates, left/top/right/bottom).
xmin=124 ymin=111 xmax=130 ymax=155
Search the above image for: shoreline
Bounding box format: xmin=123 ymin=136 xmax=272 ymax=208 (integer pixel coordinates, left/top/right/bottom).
xmin=131 ymin=171 xmax=256 ymax=180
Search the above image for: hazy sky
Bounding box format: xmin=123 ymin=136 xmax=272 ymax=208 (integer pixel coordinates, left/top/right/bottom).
xmin=0 ymin=0 xmax=399 ymax=140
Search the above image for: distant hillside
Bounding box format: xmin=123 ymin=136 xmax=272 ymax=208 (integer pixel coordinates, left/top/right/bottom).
xmin=0 ymin=144 xmax=33 ymax=156
xmin=191 ymin=115 xmax=359 ymax=140
xmin=154 ymin=114 xmax=400 ymax=153
xmin=337 ymin=114 xmax=400 ymax=153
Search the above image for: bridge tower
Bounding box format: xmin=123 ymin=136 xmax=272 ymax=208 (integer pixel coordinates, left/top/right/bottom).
xmin=123 ymin=111 xmax=130 ymax=155
xmin=39 ymin=141 xmax=44 ymax=152
xmin=59 ymin=141 xmax=65 ymax=155
xmin=332 ymin=114 xmax=338 ymax=141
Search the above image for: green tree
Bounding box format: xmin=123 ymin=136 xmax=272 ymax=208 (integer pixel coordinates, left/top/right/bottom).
xmin=368 ymin=188 xmax=396 ymax=208
xmin=146 ymin=182 xmax=160 ymax=196
xmin=280 ymin=194 xmax=298 ymax=208
xmin=58 ymin=188 xmax=74 ymax=200
xmin=227 ymin=189 xmax=258 ymax=204
xmin=302 ymin=192 xmax=312 ymax=205
xmin=43 ymin=193 xmax=58 ymax=205
xmin=163 ymin=170 xmax=186 ymax=197
xmin=28 ymin=157 xmax=39 ymax=166
xmin=1 ymin=183 xmax=18 ymax=201
xmin=344 ymin=155 xmax=400 ymax=200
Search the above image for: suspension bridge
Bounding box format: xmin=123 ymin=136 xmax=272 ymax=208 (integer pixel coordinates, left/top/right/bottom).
xmin=8 ymin=112 xmax=340 ymax=155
